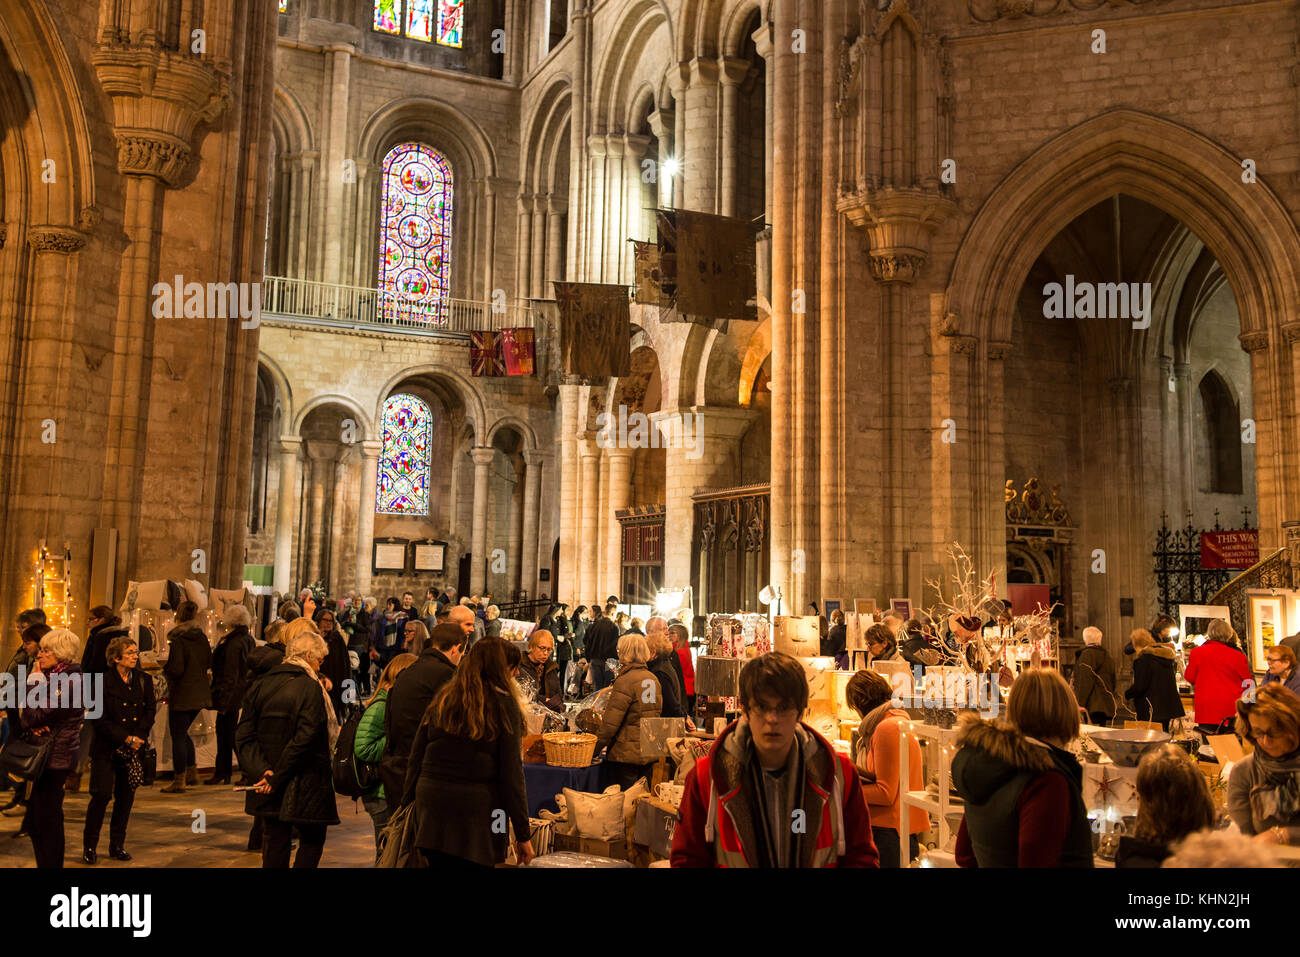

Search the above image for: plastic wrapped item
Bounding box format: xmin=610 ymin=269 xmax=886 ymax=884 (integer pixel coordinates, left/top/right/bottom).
xmin=522 ymin=702 xmax=567 ymax=735
xmin=569 ymin=686 xmax=612 ymax=734
xmin=527 ymin=851 xmax=633 ymax=868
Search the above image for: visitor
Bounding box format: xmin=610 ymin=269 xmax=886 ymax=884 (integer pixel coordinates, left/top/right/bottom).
xmin=627 ymin=617 xmax=645 ymax=636
xmin=237 ymin=627 xmax=339 ymax=868
xmin=1114 ymin=744 xmax=1215 ymax=868
xmin=865 ymin=623 xmax=902 ymax=666
xmin=484 ymin=604 xmax=502 ymax=639
xmin=353 ymin=652 xmax=417 ymax=852
xmin=571 ymin=605 xmax=590 ymax=651
xmin=671 ymin=652 xmax=878 ymax=868
xmin=380 ymin=622 xmax=465 ymax=814
xmin=420 ymin=588 xmax=439 ymax=633
xmin=371 ymin=598 xmax=404 ymax=668
xmin=518 ymin=630 xmax=562 ymax=712
xmin=952 ymin=668 xmax=1092 ymax=867
xmin=21 ymin=628 xmax=83 ymax=868
xmin=585 ymin=604 xmax=620 ymax=692
xmin=1228 ymin=684 xmax=1300 ymax=846
xmin=351 ymin=597 xmax=376 ymax=694
xmin=899 ymin=617 xmax=942 ymax=670
xmin=208 ymin=605 xmax=256 ymax=785
xmin=72 ymin=606 xmax=130 ymax=791
xmin=160 ymin=601 xmax=212 ymax=793
xmin=1125 ymin=614 xmax=1176 ymax=655
xmin=670 ymin=622 xmax=695 ymax=716
xmin=1072 ymin=626 xmax=1116 ymax=726
xmin=298 ymin=588 xmax=316 ymax=622
xmin=0 ymin=622 xmax=49 ymax=816
xmin=316 ymin=608 xmax=351 ymax=719
xmin=1162 ymin=829 xmax=1284 ymax=868
xmin=881 ymin=610 xmax=905 ymax=639
xmin=1282 ymin=631 xmax=1300 ymax=657
xmin=1123 ymin=628 xmax=1184 ymax=731
xmin=82 ymin=635 xmax=154 ymax=864
xmin=823 ymin=610 xmax=848 ymax=668
xmin=538 ymin=602 xmax=558 ymax=635
xmin=240 ymin=618 xmax=294 ymax=855
xmin=467 ymin=598 xmax=486 ymax=647
xmin=846 ymin=670 xmax=926 ymax=867
xmin=276 ymin=599 xmax=301 ymax=623
xmin=1183 ymin=618 xmax=1252 ymax=733
xmin=647 ymin=629 xmax=685 ymax=719
xmin=1262 ymin=644 xmax=1300 ymax=697
xmin=615 ymin=611 xmax=630 ymax=635
xmin=594 ymin=634 xmax=663 ymax=790
xmin=447 ymin=604 xmax=476 ymax=650
xmin=401 ymin=638 xmax=533 ymax=868
xmin=403 ymin=619 xmax=431 ymax=656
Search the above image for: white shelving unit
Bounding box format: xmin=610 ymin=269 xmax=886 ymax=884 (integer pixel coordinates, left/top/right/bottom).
xmin=898 ymin=720 xmax=964 ymax=867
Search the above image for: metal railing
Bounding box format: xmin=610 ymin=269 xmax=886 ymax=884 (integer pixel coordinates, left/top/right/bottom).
xmin=262 ymin=275 xmax=534 ymax=335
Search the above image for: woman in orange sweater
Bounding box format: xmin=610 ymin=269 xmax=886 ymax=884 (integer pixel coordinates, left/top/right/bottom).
xmin=847 ymin=670 xmax=929 ymax=867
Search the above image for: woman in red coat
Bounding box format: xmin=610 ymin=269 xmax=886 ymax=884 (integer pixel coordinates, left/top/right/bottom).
xmin=1183 ymin=619 xmax=1252 ymax=732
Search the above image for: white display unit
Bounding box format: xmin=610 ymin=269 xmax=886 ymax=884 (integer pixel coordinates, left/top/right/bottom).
xmin=897 ymin=720 xmax=964 ymax=867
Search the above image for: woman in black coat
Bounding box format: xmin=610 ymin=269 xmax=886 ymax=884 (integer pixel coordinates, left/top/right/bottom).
xmin=83 ymin=635 xmax=154 ymax=864
xmin=647 ymin=633 xmax=684 ymax=718
xmin=236 ymin=627 xmax=339 ymax=868
xmin=314 ymin=608 xmax=351 ymax=719
xmin=208 ymin=606 xmax=256 ymax=785
xmin=161 ymin=602 xmax=212 ymax=793
xmin=1124 ymin=629 xmax=1186 ymax=731
xmin=401 ymin=638 xmax=533 ymax=868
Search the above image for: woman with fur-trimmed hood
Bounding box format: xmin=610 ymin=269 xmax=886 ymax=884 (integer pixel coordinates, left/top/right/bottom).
xmin=1124 ymin=628 xmax=1185 ymax=731
xmin=952 ymin=668 xmax=1093 ymax=868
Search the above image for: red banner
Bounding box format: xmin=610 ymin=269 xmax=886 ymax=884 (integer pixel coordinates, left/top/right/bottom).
xmin=1200 ymin=529 xmax=1259 ymax=570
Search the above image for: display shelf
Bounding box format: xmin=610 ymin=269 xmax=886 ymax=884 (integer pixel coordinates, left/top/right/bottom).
xmin=898 ymin=720 xmax=963 ymax=868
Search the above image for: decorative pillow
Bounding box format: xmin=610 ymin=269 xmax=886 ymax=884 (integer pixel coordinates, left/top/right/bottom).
xmin=119 ymin=580 xmax=168 ymax=614
xmin=183 ymin=579 xmax=208 ymax=611
xmin=562 ymin=786 xmax=625 ymax=842
xmin=209 ymin=587 xmax=248 ymax=621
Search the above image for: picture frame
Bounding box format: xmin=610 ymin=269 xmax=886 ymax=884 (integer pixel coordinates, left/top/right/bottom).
xmin=411 ymin=539 xmax=447 ymax=573
xmin=372 ymin=538 xmax=408 ymax=574
xmin=823 ymin=599 xmax=842 ymax=621
xmin=889 ymin=598 xmax=913 ymax=621
xmin=854 ymin=598 xmax=878 ymax=617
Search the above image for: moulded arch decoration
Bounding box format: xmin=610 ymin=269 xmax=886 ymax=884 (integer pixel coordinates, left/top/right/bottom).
xmin=486 ymin=416 xmax=540 ymax=450
xmin=522 ymin=79 xmax=573 ymax=193
xmin=943 ymin=109 xmax=1300 ymax=346
xmin=720 ymin=0 xmax=765 ymax=57
xmin=373 ymin=365 xmax=488 ymax=444
xmin=257 ymin=355 xmax=296 ymax=431
xmin=272 ymin=83 xmax=315 ymax=154
xmin=356 ymin=96 xmax=497 ymax=181
xmin=738 ymin=314 xmax=771 ymax=407
xmin=291 ymin=393 xmax=374 ymax=439
xmin=592 ymin=0 xmax=671 ymax=133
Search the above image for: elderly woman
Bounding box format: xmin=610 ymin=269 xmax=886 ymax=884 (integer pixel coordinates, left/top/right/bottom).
xmin=1124 ymin=628 xmax=1184 ymax=731
xmin=237 ymin=625 xmax=339 ymax=868
xmin=1263 ymin=645 xmax=1300 ymax=698
xmin=21 ymin=628 xmax=84 ymax=868
xmin=484 ymin=605 xmax=502 ymax=639
xmin=83 ymin=635 xmax=154 ymax=864
xmin=1072 ymin=626 xmax=1116 ymax=727
xmin=595 ymin=634 xmax=663 ymax=790
xmin=1228 ymin=684 xmax=1300 ymax=847
xmin=1184 ymin=618 xmax=1253 ymax=732
xmin=865 ymin=623 xmax=902 ymax=665
xmin=161 ymin=601 xmax=212 ymax=793
xmin=208 ymin=605 xmax=255 ymax=786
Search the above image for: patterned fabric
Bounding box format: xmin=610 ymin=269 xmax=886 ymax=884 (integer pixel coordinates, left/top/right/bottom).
xmin=553 ymin=282 xmax=631 ymax=379
xmin=675 ymin=209 xmax=755 ymax=322
xmin=470 ymin=330 xmax=504 ymax=377
xmin=500 ymin=328 xmax=535 ymax=376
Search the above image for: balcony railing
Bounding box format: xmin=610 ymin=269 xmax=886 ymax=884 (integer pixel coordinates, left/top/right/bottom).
xmin=262 ymin=275 xmax=534 ymax=335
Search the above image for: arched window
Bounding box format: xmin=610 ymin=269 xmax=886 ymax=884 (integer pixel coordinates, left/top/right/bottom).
xmin=376 ymin=394 xmax=434 ymax=515
xmin=377 ymin=143 xmax=453 ymax=325
xmin=1199 ymin=370 xmax=1243 ymax=495
xmin=373 ymin=0 xmax=464 ymax=46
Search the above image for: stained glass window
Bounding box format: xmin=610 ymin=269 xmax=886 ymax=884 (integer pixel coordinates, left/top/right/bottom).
xmin=376 ymin=394 xmax=433 ymax=515
xmin=406 ymin=0 xmax=434 ymax=41
xmin=437 ymin=0 xmax=464 ymax=47
xmin=374 ymin=0 xmax=401 ymax=34
xmin=377 ymin=143 xmax=453 ymax=325
xmin=278 ymin=0 xmax=287 ymax=11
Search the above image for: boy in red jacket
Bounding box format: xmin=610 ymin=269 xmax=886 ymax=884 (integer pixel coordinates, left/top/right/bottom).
xmin=671 ymin=652 xmax=878 ymax=867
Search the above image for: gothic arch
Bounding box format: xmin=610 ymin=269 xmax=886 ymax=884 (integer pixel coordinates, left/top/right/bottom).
xmin=374 ymin=366 xmax=488 ymax=443
xmin=272 ymin=83 xmax=315 ymax=154
xmin=356 ymin=96 xmax=498 ymax=181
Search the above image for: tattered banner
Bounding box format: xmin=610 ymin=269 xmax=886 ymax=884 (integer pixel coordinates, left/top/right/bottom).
xmin=553 ymin=281 xmax=631 ymax=379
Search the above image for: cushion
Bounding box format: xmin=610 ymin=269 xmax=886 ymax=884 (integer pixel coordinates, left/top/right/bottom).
xmin=563 ymin=785 xmax=625 ymax=842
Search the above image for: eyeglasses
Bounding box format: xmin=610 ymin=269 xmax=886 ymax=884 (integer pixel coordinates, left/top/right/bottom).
xmin=1253 ymin=727 xmax=1290 ymax=741
xmin=748 ymin=703 xmax=797 ymax=721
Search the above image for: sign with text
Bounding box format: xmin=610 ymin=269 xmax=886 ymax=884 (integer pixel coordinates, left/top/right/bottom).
xmin=1200 ymin=529 xmax=1260 ymax=570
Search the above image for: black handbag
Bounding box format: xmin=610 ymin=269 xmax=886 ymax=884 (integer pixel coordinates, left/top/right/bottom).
xmin=0 ymin=735 xmax=53 ymax=781
xmin=140 ymin=745 xmax=158 ymax=786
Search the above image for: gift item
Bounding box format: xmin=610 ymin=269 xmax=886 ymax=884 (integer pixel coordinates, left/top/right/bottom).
xmin=695 ymin=656 xmax=741 ymax=698
xmin=639 ymin=717 xmax=686 ymax=761
xmin=563 ymin=785 xmax=625 ymax=842
xmin=801 ymin=658 xmax=836 ymax=702
xmin=774 ymin=616 xmax=820 ymax=657
xmin=521 ymin=734 xmax=548 ymax=764
xmin=547 ymin=836 xmax=631 ymax=862
xmin=1082 ymin=763 xmax=1139 ymax=816
xmin=634 ymin=795 xmax=679 ymax=859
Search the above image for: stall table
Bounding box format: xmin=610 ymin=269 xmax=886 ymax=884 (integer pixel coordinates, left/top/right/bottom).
xmin=522 ymin=761 xmax=604 ymax=817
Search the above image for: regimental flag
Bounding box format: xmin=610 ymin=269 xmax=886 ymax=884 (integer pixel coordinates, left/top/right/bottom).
xmin=553 ymin=281 xmax=631 ymax=379
xmin=500 ymin=328 xmax=535 ymax=376
xmin=470 ymin=330 xmax=504 ymax=377
xmin=673 ymin=208 xmax=756 ymax=323
xmin=632 ymin=240 xmax=673 ymax=307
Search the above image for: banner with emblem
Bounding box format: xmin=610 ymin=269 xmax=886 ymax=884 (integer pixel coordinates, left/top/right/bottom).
xmin=470 ymin=330 xmax=504 ymax=377
xmin=673 ymin=208 xmax=757 ymax=323
xmin=553 ymin=281 xmax=631 ymax=379
xmin=500 ymin=328 xmax=535 ymax=376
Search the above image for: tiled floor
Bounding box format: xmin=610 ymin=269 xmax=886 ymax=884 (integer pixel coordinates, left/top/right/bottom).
xmin=0 ymin=777 xmax=380 ymax=868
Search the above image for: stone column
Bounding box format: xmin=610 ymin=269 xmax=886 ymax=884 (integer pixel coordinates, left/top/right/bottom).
xmin=604 ymin=449 xmax=635 ymax=603
xmin=648 ymin=108 xmax=675 ymax=211
xmin=522 ymin=449 xmax=545 ymax=598
xmin=1241 ymin=331 xmax=1281 ymax=549
xmin=294 ymin=152 xmax=319 ymax=279
xmin=578 ymin=434 xmax=602 ymax=601
xmin=273 ymin=436 xmax=302 ymax=597
xmin=559 ymin=386 xmax=580 ymax=599
xmin=482 ymin=179 xmax=497 ymax=301
xmin=603 ymin=135 xmax=627 ymax=281
xmin=587 ymin=136 xmax=608 ymax=278
xmin=623 ymin=134 xmax=651 ymax=256
xmin=306 ymin=445 xmax=334 ymax=585
xmin=752 ymin=22 xmax=775 ymax=224
xmin=546 ymin=198 xmax=567 ymax=287
xmin=507 ymin=460 xmax=524 ymax=597
xmin=470 ymin=447 xmax=495 ymax=595
xmin=719 ymin=57 xmax=751 ymax=219
xmin=355 ymin=440 xmax=382 ymax=595
xmin=322 ymin=44 xmax=353 ymax=284
xmin=517 ymin=194 xmax=534 ymax=300
xmin=671 ymin=74 xmax=687 ymax=209
xmin=682 ymin=58 xmax=721 ymax=213
xmin=1174 ymin=360 xmax=1194 ymax=520
xmin=349 ymin=160 xmax=372 ymax=288
xmin=531 ymin=193 xmax=548 ymax=298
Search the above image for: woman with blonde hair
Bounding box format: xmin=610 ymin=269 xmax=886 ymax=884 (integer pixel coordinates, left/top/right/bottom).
xmin=1116 ymin=744 xmax=1215 ymax=867
xmin=353 ymin=653 xmax=417 ymax=850
xmin=1184 ymin=618 xmax=1252 ymax=733
xmin=1228 ymin=684 xmax=1300 ymax=845
xmin=594 ymin=633 xmax=663 ymax=789
xmin=952 ymin=668 xmax=1092 ymax=867
xmin=1124 ymin=628 xmax=1184 ymax=731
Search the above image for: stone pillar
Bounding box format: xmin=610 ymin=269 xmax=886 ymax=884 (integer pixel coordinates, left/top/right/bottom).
xmin=586 ymin=137 xmax=608 ymax=280
xmin=355 ymin=440 xmax=382 ymax=595
xmin=507 ymin=460 xmax=524 ymax=597
xmin=522 ymin=449 xmax=545 ymax=599
xmin=603 ymin=135 xmax=627 ymax=281
xmin=482 ymin=179 xmax=497 ymax=301
xmin=558 ymin=386 xmax=580 ymax=600
xmin=306 ymin=446 xmax=333 ymax=585
xmin=682 ymin=58 xmax=721 ymax=213
xmin=719 ymin=57 xmax=751 ymax=219
xmin=517 ymin=194 xmax=534 ymax=299
xmin=1242 ymin=331 xmax=1282 ymax=550
xmin=671 ymin=75 xmax=687 ymax=208
xmin=349 ymin=160 xmax=372 ymax=287
xmin=470 ymin=447 xmax=495 ymax=595
xmin=531 ymin=193 xmax=548 ymax=298
xmin=322 ymin=44 xmax=353 ymax=284
xmin=578 ymin=435 xmax=602 ymax=601
xmin=604 ymin=449 xmax=635 ymax=602
xmin=1174 ymin=360 xmax=1194 ymax=520
xmin=648 ymin=109 xmax=675 ymax=211
xmin=273 ymin=436 xmax=302 ymax=597
xmin=752 ymin=22 xmax=775 ymax=225
xmin=546 ymin=198 xmax=567 ymax=287
xmin=623 ymin=134 xmax=651 ymax=258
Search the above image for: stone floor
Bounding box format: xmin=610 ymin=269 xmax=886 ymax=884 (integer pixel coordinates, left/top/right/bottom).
xmin=0 ymin=776 xmax=379 ymax=868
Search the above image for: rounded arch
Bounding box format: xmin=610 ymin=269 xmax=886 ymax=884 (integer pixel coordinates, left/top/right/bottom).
xmin=291 ymin=393 xmax=373 ymax=438
xmin=374 ymin=366 xmax=488 ymax=443
xmin=257 ymin=354 xmax=295 ymax=432
xmin=592 ymin=0 xmax=671 ymax=132
xmin=272 ymin=83 xmax=315 ymax=154
xmin=486 ymin=415 xmax=539 ymax=450
xmin=356 ymin=96 xmax=498 ymax=181
xmin=944 ymin=109 xmax=1300 ymax=345
xmin=523 ymin=77 xmax=573 ymax=192
xmin=737 ymin=315 xmax=772 ymax=406
xmin=720 ymin=0 xmax=765 ymax=57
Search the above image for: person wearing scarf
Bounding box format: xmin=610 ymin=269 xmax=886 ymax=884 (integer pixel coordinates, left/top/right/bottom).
xmin=1228 ymin=684 xmax=1300 ymax=846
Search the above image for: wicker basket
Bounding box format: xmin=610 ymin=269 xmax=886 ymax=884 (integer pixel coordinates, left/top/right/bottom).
xmin=543 ymin=732 xmax=597 ymax=768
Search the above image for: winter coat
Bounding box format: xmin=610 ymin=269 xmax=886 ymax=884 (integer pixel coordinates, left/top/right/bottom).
xmin=1124 ymin=644 xmax=1185 ymax=724
xmin=319 ymin=629 xmax=351 ymax=716
xmin=246 ymin=642 xmax=285 ymax=685
xmin=235 ymin=663 xmax=339 ymax=826
xmin=518 ymin=655 xmax=563 ymax=712
xmin=573 ymin=617 xmax=590 ymax=657
xmin=648 ymin=653 xmax=684 ymax=718
xmin=671 ymin=718 xmax=878 ymax=868
xmin=1183 ymin=639 xmax=1252 ymax=726
xmin=595 ymin=663 xmax=663 ymax=763
xmin=1072 ymin=644 xmax=1116 ymax=718
xmin=381 ymin=647 xmax=456 ymax=811
xmin=821 ymin=624 xmax=847 ymax=659
xmin=352 ymin=610 xmax=374 ymax=649
xmin=1227 ymin=748 xmax=1300 ymax=842
xmin=163 ymin=622 xmax=213 ymax=711
xmin=20 ymin=661 xmax=85 ymax=772
xmin=951 ymin=715 xmax=1093 ymax=868
xmin=1114 ymin=836 xmax=1171 ymax=868
xmin=354 ymin=690 xmax=389 ymax=799
xmin=676 ymin=645 xmax=695 ymax=696
xmin=82 ymin=622 xmax=130 ymax=676
xmin=401 ymin=691 xmax=529 ymax=866
xmin=585 ymin=618 xmax=620 ymax=662
xmin=210 ymin=626 xmax=256 ymax=713
xmin=372 ymin=611 xmax=406 ymax=660
xmin=91 ymin=667 xmax=156 ymax=761
xmin=1261 ymin=668 xmax=1300 ymax=699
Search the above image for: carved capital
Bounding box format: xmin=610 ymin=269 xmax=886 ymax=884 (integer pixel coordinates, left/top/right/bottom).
xmin=840 ymin=186 xmax=955 ymax=286
xmin=987 ymin=340 xmax=1013 ymax=361
xmin=27 ymin=226 xmax=87 ymax=254
xmin=116 ymin=133 xmax=192 ymax=184
xmin=1240 ymin=331 xmax=1270 ymax=353
xmin=868 ymin=253 xmax=927 ymax=285
xmin=1282 ymin=321 xmax=1300 ymax=345
xmin=945 ymin=334 xmax=978 ymax=357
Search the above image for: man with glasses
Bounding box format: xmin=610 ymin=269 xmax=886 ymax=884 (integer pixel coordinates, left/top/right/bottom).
xmin=519 ymin=630 xmax=563 ymax=712
xmin=671 ymin=652 xmax=877 ymax=868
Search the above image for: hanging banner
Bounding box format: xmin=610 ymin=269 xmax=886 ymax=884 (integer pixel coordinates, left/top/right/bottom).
xmin=553 ymin=281 xmax=631 ymax=379
xmin=500 ymin=328 xmax=535 ymax=376
xmin=1200 ymin=529 xmax=1260 ymax=570
xmin=469 ymin=330 xmax=504 ymax=377
xmin=674 ymin=208 xmax=756 ymax=322
xmin=632 ymin=240 xmax=667 ymax=306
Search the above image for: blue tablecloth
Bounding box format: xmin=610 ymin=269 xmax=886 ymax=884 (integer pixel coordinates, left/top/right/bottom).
xmin=523 ymin=761 xmax=605 ymax=816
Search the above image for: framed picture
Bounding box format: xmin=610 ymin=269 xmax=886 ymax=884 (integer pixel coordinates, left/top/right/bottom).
xmin=412 ymin=540 xmax=447 ymax=573
xmin=1247 ymin=592 xmax=1285 ymax=671
xmin=823 ymin=599 xmax=842 ymax=621
xmin=372 ymin=538 xmax=408 ymax=574
xmin=889 ymin=598 xmax=913 ymax=621
xmin=854 ymin=598 xmax=878 ymax=617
